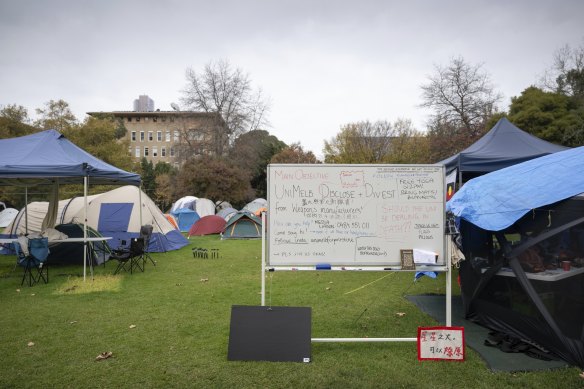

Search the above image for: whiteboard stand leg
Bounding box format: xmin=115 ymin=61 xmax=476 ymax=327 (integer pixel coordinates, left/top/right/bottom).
xmin=261 ymin=212 xmax=266 ymax=306
xmin=446 ymin=262 xmax=452 ymax=326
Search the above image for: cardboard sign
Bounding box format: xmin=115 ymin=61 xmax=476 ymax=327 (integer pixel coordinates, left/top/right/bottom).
xmin=417 ymin=326 xmax=465 ymax=361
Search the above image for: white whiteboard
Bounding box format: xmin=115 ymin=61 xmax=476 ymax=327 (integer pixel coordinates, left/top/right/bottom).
xmin=267 ymin=164 xmax=445 ymax=267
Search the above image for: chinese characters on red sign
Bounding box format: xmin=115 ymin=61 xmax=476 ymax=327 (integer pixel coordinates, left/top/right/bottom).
xmin=417 ymin=326 xmax=465 ymax=361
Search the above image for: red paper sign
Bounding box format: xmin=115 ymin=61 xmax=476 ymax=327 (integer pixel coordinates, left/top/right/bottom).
xmin=417 ymin=326 xmax=465 ymax=361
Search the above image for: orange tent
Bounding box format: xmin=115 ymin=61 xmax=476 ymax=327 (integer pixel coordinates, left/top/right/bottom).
xmin=164 ymin=214 xmax=179 ymax=230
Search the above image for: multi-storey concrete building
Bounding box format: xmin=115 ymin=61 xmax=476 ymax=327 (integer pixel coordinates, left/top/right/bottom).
xmin=87 ymin=110 xmax=228 ymax=166
xmin=133 ymin=95 xmax=155 ymax=112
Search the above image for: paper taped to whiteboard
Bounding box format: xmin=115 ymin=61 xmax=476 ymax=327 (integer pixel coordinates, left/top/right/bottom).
xmin=413 ymin=249 xmax=438 ymax=264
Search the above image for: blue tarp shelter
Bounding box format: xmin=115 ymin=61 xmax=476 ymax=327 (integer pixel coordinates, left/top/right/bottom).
xmin=447 ymin=145 xmax=584 ymax=231
xmin=446 ymin=146 xmax=584 ymax=369
xmin=439 ymin=118 xmax=568 ymax=182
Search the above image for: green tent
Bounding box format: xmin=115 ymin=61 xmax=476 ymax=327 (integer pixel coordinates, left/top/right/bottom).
xmin=221 ymin=212 xmax=262 ymax=239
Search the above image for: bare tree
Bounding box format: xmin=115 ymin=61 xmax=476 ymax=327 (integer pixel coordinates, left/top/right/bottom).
xmin=540 ymin=42 xmax=584 ymax=97
xmin=420 ymin=56 xmax=502 ymax=136
xmin=180 ymin=59 xmax=270 ymax=152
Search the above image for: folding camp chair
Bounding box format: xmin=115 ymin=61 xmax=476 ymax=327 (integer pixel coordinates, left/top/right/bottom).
xmin=14 ymin=237 xmax=50 ymax=286
xmin=140 ymin=225 xmax=156 ymax=267
xmin=110 ymin=238 xmax=145 ymax=275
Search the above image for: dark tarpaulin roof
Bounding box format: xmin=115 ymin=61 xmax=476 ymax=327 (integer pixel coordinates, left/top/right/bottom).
xmin=439 ymin=118 xmax=568 ymax=176
xmin=0 ymin=129 xmax=141 ymax=185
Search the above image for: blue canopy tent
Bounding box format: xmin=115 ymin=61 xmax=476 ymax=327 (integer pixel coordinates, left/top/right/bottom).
xmin=439 ymin=118 xmax=568 ymax=184
xmin=0 ymin=130 xmax=141 ymax=279
xmin=447 ymin=146 xmax=584 ymax=368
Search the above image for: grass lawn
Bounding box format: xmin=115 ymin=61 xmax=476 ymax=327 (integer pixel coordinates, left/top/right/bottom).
xmin=0 ymin=235 xmax=581 ymax=388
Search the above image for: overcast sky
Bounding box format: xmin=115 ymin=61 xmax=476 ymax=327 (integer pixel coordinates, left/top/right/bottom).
xmin=1 ymin=0 xmax=583 ymax=158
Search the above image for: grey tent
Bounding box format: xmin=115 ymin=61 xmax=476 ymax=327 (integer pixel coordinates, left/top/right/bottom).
xmin=439 ymin=118 xmax=568 ymax=183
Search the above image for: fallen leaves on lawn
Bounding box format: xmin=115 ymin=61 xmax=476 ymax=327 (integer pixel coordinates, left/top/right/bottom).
xmin=129 ymin=324 xmax=136 ymax=329
xmin=95 ymin=351 xmax=113 ymax=361
xmin=396 ymin=312 xmax=406 ymax=317
xmin=27 ymin=341 xmax=34 ymax=347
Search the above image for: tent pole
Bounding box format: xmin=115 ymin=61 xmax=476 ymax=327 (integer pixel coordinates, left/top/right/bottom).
xmin=83 ymin=176 xmax=88 ymax=281
xmin=24 ymin=186 xmax=28 ymax=234
xmin=261 ymin=212 xmax=266 ymax=306
xmin=139 ymin=185 xmax=143 ymax=226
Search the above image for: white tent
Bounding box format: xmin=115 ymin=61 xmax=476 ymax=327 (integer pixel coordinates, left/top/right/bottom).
xmin=195 ymin=198 xmax=216 ymax=217
xmin=170 ymin=196 xmax=198 ymax=213
xmin=0 ymin=207 xmax=18 ymax=228
xmin=4 ymin=186 xmax=187 ymax=252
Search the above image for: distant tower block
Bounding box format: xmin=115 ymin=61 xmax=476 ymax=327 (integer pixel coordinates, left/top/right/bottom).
xmin=133 ymin=95 xmax=154 ymax=112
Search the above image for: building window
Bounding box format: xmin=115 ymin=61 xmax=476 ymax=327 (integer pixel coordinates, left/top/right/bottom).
xmin=153 ymin=146 xmax=158 ymax=157
xmin=135 ymin=146 xmax=140 ymax=158
xmin=153 ymin=117 xmax=158 ymax=122
xmin=170 ymin=117 xmax=175 ymax=122
xmin=127 ymin=117 xmax=132 ymax=122
xmin=131 ymin=131 xmax=136 ymax=141
xmin=157 ymin=131 xmax=162 ymax=141
xmin=161 ymin=146 xmax=166 ymax=157
xmin=174 ymin=130 xmax=179 ymax=141
xmin=136 ymin=117 xmax=140 ymax=122
xmin=188 ymin=129 xmax=205 ymax=141
xmin=170 ymin=147 xmax=175 ymax=157
xmin=162 ymin=116 xmax=166 ymax=122
xmin=165 ymin=130 xmax=170 ymax=142
xmin=144 ymin=147 xmax=149 ymax=157
xmin=140 ymin=131 xmax=145 ymax=142
xmin=148 ymin=131 xmax=153 ymax=141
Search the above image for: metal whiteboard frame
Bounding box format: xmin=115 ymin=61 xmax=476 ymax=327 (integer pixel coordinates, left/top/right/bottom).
xmin=260 ymin=213 xmax=453 ymax=344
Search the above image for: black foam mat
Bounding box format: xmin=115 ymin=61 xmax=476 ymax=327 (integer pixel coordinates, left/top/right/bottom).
xmin=228 ymin=305 xmax=311 ymax=363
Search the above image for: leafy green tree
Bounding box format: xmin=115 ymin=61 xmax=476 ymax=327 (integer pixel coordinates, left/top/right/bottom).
xmin=63 ymin=115 xmax=134 ymax=171
xmin=385 ymin=119 xmax=432 ymax=164
xmin=154 ymin=173 xmax=175 ymax=212
xmin=0 ymin=117 xmax=38 ymax=139
xmin=86 ymin=112 xmax=127 ymax=139
xmin=507 ymin=86 xmax=584 ymax=146
xmin=324 ymin=121 xmax=393 ymax=163
xmin=228 ymin=130 xmax=286 ymax=198
xmin=0 ymin=104 xmax=30 ymax=123
xmin=0 ymin=104 xmax=37 ymax=139
xmin=541 ymin=42 xmax=584 ymax=99
xmin=324 ymin=120 xmax=429 ymax=164
xmin=176 ymin=157 xmax=253 ymax=208
xmin=270 ymin=143 xmax=320 ymax=164
xmin=34 ymin=99 xmax=77 ymax=132
xmin=140 ymin=158 xmax=156 ymax=199
xmin=153 ymin=162 xmax=178 ymax=211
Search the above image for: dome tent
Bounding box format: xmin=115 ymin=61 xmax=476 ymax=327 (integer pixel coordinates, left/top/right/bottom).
xmin=2 ymin=186 xmax=188 ymax=253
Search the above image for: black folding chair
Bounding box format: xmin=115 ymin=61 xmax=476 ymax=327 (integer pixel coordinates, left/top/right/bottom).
xmin=140 ymin=225 xmax=156 ymax=267
xmin=110 ymin=238 xmax=145 ymax=274
xmin=14 ymin=237 xmax=50 ymax=286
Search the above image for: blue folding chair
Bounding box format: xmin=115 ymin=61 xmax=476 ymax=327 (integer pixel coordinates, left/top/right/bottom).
xmin=14 ymin=237 xmax=50 ymax=286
